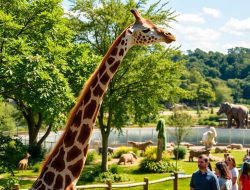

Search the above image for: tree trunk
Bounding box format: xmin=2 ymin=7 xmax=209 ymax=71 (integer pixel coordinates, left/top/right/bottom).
xmin=101 ymin=132 xmax=109 ymax=172
xmin=37 ymin=124 xmax=52 ymax=146
xmin=157 ymin=138 xmax=163 ymax=161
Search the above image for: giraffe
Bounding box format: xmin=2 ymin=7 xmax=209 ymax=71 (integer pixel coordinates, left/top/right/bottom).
xmin=30 ymin=8 xmax=175 ymax=190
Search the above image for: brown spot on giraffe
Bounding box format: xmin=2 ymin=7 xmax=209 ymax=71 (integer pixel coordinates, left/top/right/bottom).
xmin=111 ymin=47 xmax=118 ymax=56
xmin=83 ymin=100 xmax=97 ymax=119
xmin=33 ymin=180 xmax=42 ymax=188
xmin=83 ymin=90 xmax=91 ymax=104
xmin=99 ymin=63 xmax=106 ymax=76
xmin=107 ymin=57 xmax=115 ymax=65
xmin=83 ymin=144 xmax=89 ymax=157
xmin=68 ymin=159 xmax=83 ymax=178
xmin=100 ymin=72 xmax=110 ymax=85
xmin=110 ymin=60 xmax=121 ymax=73
xmin=67 ymin=146 xmax=82 ymax=162
xmin=121 ymin=40 xmax=125 ymax=45
xmin=64 ymin=129 xmax=77 ymax=148
xmin=51 ymin=148 xmax=65 ymax=172
xmin=65 ymin=175 xmax=72 ymax=189
xmin=77 ymin=124 xmax=91 ymax=143
xmin=44 ymin=171 xmax=55 ymax=186
xmin=119 ymin=49 xmax=124 ymax=56
xmin=73 ymin=110 xmax=82 ymax=128
xmin=37 ymin=184 xmax=46 ymax=190
xmin=93 ymin=84 xmax=104 ymax=97
xmin=53 ymin=174 xmax=63 ymax=189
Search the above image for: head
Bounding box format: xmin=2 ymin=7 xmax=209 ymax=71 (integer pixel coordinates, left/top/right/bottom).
xmin=215 ymin=162 xmax=231 ymax=179
xmin=147 ymin=140 xmax=153 ymax=145
xmin=226 ymin=155 xmax=236 ymax=167
xmin=241 ymin=162 xmax=250 ymax=177
xmin=217 ymin=102 xmax=232 ymax=115
xmin=198 ymin=154 xmax=209 ymax=171
xmin=128 ymin=9 xmax=176 ymax=46
xmin=130 ymin=152 xmax=137 ymax=159
xmin=224 ymin=153 xmax=230 ymax=160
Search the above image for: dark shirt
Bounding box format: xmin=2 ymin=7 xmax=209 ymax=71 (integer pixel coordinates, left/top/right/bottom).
xmin=190 ymin=170 xmax=220 ymax=190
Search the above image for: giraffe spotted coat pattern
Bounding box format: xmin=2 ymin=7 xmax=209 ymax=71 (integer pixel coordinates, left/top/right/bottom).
xmin=30 ymin=8 xmax=175 ymax=190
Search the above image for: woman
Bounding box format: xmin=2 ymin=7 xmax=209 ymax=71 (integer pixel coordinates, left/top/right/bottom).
xmin=215 ymin=162 xmax=232 ymax=190
xmin=239 ymin=162 xmax=250 ymax=190
xmin=226 ymin=156 xmax=239 ymax=190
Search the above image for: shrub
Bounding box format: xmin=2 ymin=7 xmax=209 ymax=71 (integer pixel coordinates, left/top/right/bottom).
xmin=113 ymin=146 xmax=132 ymax=158
xmin=97 ymin=172 xmax=130 ymax=183
xmin=173 ymin=146 xmax=187 ymax=160
xmin=139 ymin=157 xmax=176 ymax=173
xmin=28 ymin=144 xmax=46 ymax=165
xmin=32 ymin=163 xmax=41 ymax=173
xmin=3 ymin=176 xmax=19 ymax=190
xmin=0 ymin=133 xmax=28 ymax=175
xmin=85 ymin=150 xmax=98 ymax=165
xmin=109 ymin=164 xmax=123 ymax=174
xmin=144 ymin=146 xmax=157 ymax=159
xmin=79 ymin=165 xmax=101 ymax=182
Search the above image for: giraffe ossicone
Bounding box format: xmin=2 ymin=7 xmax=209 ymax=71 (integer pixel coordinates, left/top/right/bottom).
xmin=30 ymin=8 xmax=175 ymax=190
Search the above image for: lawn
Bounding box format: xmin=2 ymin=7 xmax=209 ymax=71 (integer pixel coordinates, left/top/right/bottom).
xmin=0 ymin=149 xmax=245 ymax=190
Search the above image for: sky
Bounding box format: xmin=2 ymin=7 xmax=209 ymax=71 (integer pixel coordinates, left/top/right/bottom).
xmin=62 ymin=0 xmax=250 ymax=54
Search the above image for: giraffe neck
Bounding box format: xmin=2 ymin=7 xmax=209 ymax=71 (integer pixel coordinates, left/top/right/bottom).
xmin=31 ymin=28 xmax=133 ymax=190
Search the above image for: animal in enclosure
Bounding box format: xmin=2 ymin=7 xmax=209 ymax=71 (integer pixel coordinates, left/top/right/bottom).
xmin=30 ymin=9 xmax=176 ymax=189
xmin=127 ymin=140 xmax=153 ymax=153
xmin=217 ymin=102 xmax=249 ymax=128
xmin=226 ymin=143 xmax=243 ymax=150
xmin=180 ymin=142 xmax=194 ymax=149
xmin=200 ymin=127 xmax=217 ymax=149
xmin=189 ymin=149 xmax=210 ymax=162
xmin=118 ymin=152 xmax=137 ymax=165
xmin=18 ymin=153 xmax=31 ymax=171
xmin=214 ymin=147 xmax=229 ymax=153
xmin=98 ymin=147 xmax=115 ymax=155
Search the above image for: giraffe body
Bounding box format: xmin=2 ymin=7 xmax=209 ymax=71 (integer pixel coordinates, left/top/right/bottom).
xmin=31 ymin=9 xmax=175 ymax=189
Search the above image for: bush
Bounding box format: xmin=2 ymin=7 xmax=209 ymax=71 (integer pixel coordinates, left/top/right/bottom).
xmin=28 ymin=144 xmax=46 ymax=165
xmin=97 ymin=172 xmax=130 ymax=183
xmin=85 ymin=150 xmax=98 ymax=165
xmin=173 ymin=146 xmax=187 ymax=160
xmin=0 ymin=133 xmax=28 ymax=175
xmin=32 ymin=163 xmax=41 ymax=173
xmin=113 ymin=146 xmax=133 ymax=158
xmin=3 ymin=177 xmax=19 ymax=190
xmin=109 ymin=164 xmax=123 ymax=174
xmin=139 ymin=157 xmax=176 ymax=173
xmin=198 ymin=115 xmax=219 ymax=126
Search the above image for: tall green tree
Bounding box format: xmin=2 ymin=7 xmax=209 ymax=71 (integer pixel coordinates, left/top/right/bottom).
xmin=70 ymin=0 xmax=183 ymax=171
xmin=0 ymin=0 xmax=99 ymax=151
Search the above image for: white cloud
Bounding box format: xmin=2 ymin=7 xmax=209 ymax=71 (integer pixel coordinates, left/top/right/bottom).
xmin=221 ymin=17 xmax=250 ymax=35
xmin=223 ymin=42 xmax=250 ymax=50
xmin=202 ymin=7 xmax=221 ymax=18
xmin=171 ymin=23 xmax=222 ymax=52
xmin=176 ymin=13 xmax=205 ymax=24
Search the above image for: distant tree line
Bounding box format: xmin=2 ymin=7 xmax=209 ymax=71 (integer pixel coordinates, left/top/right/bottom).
xmin=177 ymin=47 xmax=250 ymax=106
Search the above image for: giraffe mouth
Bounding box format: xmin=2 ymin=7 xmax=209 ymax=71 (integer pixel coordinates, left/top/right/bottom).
xmin=163 ymin=33 xmax=176 ymax=44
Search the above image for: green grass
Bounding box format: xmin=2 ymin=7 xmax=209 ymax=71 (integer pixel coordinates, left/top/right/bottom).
xmin=0 ymin=149 xmax=245 ymax=189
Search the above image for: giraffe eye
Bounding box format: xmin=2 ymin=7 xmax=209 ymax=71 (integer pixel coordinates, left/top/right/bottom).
xmin=142 ymin=28 xmax=150 ymax=33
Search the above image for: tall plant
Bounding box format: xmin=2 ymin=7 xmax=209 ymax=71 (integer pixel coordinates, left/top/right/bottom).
xmin=156 ymin=119 xmax=166 ymax=161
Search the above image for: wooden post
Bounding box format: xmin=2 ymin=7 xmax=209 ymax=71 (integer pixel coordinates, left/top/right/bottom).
xmin=174 ymin=172 xmax=178 ymax=190
xmin=144 ymin=177 xmax=149 ymax=190
xmin=13 ymin=184 xmax=20 ymax=190
xmin=106 ymin=180 xmax=112 ymax=190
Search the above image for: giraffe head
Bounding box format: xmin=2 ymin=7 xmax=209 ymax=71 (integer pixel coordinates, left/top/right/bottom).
xmin=128 ymin=8 xmax=176 ymax=45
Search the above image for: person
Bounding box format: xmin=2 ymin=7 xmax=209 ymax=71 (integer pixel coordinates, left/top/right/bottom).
xmin=215 ymin=162 xmax=232 ymax=190
xmin=190 ymin=154 xmax=220 ymax=190
xmin=239 ymin=162 xmax=250 ymax=190
xmin=226 ymin=156 xmax=239 ymax=190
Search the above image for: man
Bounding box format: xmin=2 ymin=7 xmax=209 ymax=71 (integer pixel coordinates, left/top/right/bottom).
xmin=190 ymin=154 xmax=220 ymax=190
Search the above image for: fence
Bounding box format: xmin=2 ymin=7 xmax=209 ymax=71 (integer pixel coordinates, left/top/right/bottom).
xmin=18 ymin=127 xmax=250 ymax=150
xmin=14 ymin=173 xmax=192 ymax=190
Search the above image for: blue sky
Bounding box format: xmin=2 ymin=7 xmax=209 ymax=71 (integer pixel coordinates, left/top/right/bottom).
xmin=62 ymin=0 xmax=250 ymax=53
